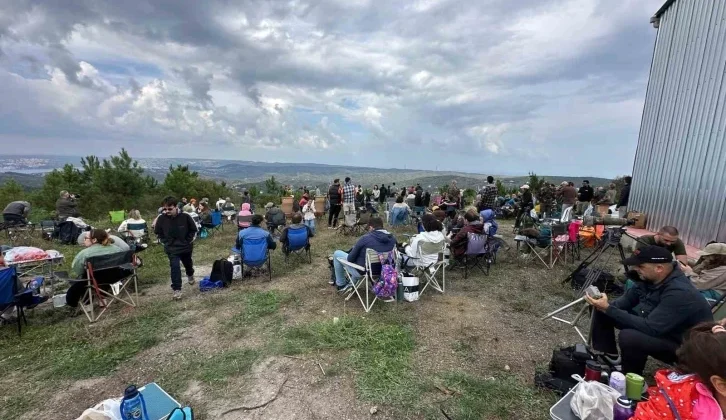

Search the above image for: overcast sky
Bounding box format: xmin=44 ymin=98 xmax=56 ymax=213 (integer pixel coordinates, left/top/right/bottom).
xmin=0 ymin=0 xmax=664 ymax=176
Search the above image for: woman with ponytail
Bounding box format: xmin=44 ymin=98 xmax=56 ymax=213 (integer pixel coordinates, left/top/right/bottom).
xmin=66 ymin=229 xmax=127 ymax=307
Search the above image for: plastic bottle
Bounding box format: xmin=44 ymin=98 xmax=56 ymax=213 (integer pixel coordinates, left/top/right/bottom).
xmin=120 ymin=385 xmax=149 ymax=420
xmin=609 ymin=372 xmax=626 ymax=395
xmin=613 ymin=397 xmax=635 ymax=420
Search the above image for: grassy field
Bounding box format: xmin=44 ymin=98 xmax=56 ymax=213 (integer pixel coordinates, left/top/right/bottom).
xmin=0 ymin=214 xmax=604 ymax=419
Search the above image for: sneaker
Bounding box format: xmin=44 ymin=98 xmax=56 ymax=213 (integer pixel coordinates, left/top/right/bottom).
xmin=328 ymin=278 xmax=336 ymax=285
xmin=172 ymin=290 xmax=182 ymax=300
xmin=337 ymin=283 xmax=352 ymax=293
xmin=187 ymin=275 xmax=195 ymax=285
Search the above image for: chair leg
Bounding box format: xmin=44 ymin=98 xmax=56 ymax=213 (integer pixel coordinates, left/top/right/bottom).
xmin=16 ymin=306 xmax=23 ymax=336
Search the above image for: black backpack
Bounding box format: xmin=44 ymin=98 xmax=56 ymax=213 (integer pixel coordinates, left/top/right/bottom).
xmin=210 ymin=259 xmax=233 ymax=287
xmin=292 ymin=200 xmax=301 ymax=213
xmin=58 ymin=221 xmax=82 ymax=245
xmin=534 ymin=344 xmax=593 ymax=395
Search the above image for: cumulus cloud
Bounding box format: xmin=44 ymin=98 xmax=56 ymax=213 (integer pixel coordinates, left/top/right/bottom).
xmin=0 ymin=0 xmax=663 ymax=175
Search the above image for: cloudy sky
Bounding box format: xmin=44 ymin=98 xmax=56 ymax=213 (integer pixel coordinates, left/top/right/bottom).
xmin=0 ymin=0 xmax=664 ymax=176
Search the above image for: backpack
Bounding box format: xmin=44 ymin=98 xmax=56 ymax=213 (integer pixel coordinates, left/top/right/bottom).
xmin=58 ymin=221 xmax=82 ymax=245
xmin=534 ymin=344 xmax=594 ymax=395
xmin=210 ymin=259 xmax=233 ymax=286
xmin=373 ymin=253 xmax=398 ymax=298
xmin=571 ymin=268 xmax=622 ymax=296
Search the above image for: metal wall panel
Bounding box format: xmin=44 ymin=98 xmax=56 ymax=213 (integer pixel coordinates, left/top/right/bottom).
xmin=630 ymin=0 xmax=726 ymax=248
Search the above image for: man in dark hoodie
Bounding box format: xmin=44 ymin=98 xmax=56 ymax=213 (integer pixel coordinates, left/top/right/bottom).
xmin=449 ymin=209 xmax=484 ymax=259
xmin=154 ymin=196 xmax=198 ymax=300
xmin=327 ymin=178 xmax=342 ymax=228
xmin=331 ymin=216 xmax=396 ymax=291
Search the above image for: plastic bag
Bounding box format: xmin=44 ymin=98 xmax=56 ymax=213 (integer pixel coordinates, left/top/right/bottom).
xmin=75 ymin=399 xmax=122 ymax=420
xmin=570 ymin=381 xmax=620 ymax=420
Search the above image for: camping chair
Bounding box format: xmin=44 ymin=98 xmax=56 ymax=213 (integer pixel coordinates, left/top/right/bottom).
xmin=234 ymin=236 xmax=272 ymax=281
xmin=337 ymin=207 xmax=357 ymax=236
xmin=121 ymin=221 xmax=149 ymax=244
xmin=515 ymin=225 xmax=557 ymax=269
xmin=710 ymin=293 xmax=726 ymax=319
xmin=389 ymin=207 xmax=410 ymax=227
xmin=201 ymin=211 xmax=223 ymax=237
xmin=109 ymin=210 xmax=125 ymax=224
xmin=40 ymin=220 xmax=58 ymax=241
xmin=284 ymin=226 xmax=311 ymax=263
xmin=353 ymin=210 xmax=371 ymax=235
xmin=338 ymin=249 xmax=397 ymax=313
xmin=71 ymin=250 xmax=139 ymax=323
xmin=400 ymin=239 xmax=447 ymax=295
xmin=0 ymin=266 xmax=35 ymax=336
xmin=461 ymin=232 xmax=491 ymax=278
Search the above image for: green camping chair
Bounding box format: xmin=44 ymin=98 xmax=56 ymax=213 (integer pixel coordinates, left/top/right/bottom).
xmin=109 ymin=210 xmax=125 ymax=224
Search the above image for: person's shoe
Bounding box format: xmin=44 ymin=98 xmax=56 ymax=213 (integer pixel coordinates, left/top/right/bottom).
xmin=172 ymin=290 xmax=182 ymax=300
xmin=337 ymin=283 xmax=352 ymax=293
xmin=187 ymin=275 xmax=195 ymax=285
xmin=328 ymin=278 xmax=336 ymax=285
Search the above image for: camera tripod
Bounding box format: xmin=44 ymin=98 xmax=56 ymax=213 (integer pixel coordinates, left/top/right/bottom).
xmin=543 ymin=226 xmax=631 ymax=344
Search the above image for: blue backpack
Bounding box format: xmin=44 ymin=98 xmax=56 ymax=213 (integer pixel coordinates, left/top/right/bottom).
xmin=373 ymin=253 xmax=398 ymax=298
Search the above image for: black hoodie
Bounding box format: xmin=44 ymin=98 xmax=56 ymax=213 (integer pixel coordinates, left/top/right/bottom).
xmin=154 ymin=212 xmax=198 ymax=255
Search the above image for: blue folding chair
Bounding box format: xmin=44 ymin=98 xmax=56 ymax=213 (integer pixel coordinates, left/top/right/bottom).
xmin=233 ymin=237 xmax=272 ymax=281
xmin=0 ymin=267 xmax=34 ymax=336
xmin=389 ymin=207 xmax=410 ymax=227
xmin=284 ymin=226 xmax=311 ymax=263
xmin=201 ymin=211 xmax=223 ymax=237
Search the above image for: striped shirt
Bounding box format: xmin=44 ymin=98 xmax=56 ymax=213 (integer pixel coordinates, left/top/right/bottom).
xmin=342 ymin=182 xmax=356 ymax=203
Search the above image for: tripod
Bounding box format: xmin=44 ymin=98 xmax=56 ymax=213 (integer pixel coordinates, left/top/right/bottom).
xmin=543 ymin=226 xmax=630 ymax=344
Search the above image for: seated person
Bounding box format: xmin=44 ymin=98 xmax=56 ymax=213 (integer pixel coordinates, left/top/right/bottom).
xmin=56 ymin=190 xmax=80 ymax=220
xmin=392 ymin=195 xmax=411 ymax=212
xmin=280 ymin=213 xmax=314 ymax=253
xmin=449 ymin=209 xmax=484 ymax=259
xmin=222 ymin=198 xmax=236 ymax=221
xmin=636 ymin=226 xmax=689 ymax=266
xmin=264 ymin=202 xmax=286 ymax=233
xmin=238 ymin=202 xmax=254 ymax=229
xmin=235 ymin=214 xmax=277 ymax=260
xmin=402 ymin=214 xmax=446 ymax=267
xmin=199 ymin=202 xmax=213 ymax=225
xmin=66 ymin=229 xmax=129 ymax=307
xmin=632 ymin=321 xmax=726 ymax=419
xmin=480 ymin=209 xmax=498 ymax=236
xmin=585 ymin=246 xmax=713 ymax=376
xmin=431 ymin=205 xmax=447 ymax=224
xmin=389 ymin=196 xmax=411 ymax=225
xmin=118 ymin=209 xmax=147 ymax=240
xmin=681 ymin=242 xmax=726 ymax=300
xmin=331 ymin=216 xmax=396 ymax=292
xmin=3 ymin=200 xmax=31 ymax=225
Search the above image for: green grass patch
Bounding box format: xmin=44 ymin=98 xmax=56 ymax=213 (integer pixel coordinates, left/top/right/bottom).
xmin=280 ymin=316 xmax=419 ymax=404
xmin=439 ymin=372 xmax=557 ymax=420
xmin=223 ymin=291 xmax=297 ymax=336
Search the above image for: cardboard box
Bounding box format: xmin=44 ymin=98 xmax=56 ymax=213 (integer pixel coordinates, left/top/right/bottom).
xmin=627 ymin=211 xmax=648 ymax=229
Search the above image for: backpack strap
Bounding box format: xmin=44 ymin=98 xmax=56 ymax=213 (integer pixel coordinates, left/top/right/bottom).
xmin=659 ymin=386 xmax=683 ymax=420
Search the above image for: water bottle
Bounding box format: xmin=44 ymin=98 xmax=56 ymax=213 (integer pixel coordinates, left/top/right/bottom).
xmin=28 ymin=277 xmax=44 ymax=292
xmin=609 ymin=372 xmax=626 ymax=395
xmin=120 ymin=385 xmax=149 ymax=420
xmin=613 ymin=397 xmax=635 ymax=420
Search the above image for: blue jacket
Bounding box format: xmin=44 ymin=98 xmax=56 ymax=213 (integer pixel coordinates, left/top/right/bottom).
xmin=348 ymin=229 xmax=396 ymax=268
xmin=236 ymin=226 xmax=277 ymax=251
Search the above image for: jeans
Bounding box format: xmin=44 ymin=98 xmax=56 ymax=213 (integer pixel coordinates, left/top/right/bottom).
xmin=304 ymin=219 xmax=316 ymax=235
xmin=590 ymin=309 xmax=679 ymax=375
xmin=328 ymin=204 xmax=341 ymax=227
xmin=2 ymin=214 xmax=26 ymax=224
xmin=333 ymin=250 xmax=362 ymax=287
xmin=168 ymin=252 xmax=194 ymax=291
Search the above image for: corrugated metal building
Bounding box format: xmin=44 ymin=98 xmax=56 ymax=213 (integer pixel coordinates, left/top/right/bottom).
xmin=630 ymin=0 xmax=726 ymax=248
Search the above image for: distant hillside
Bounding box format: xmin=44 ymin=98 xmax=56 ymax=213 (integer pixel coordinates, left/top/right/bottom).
xmin=0 ymin=172 xmax=46 ymax=189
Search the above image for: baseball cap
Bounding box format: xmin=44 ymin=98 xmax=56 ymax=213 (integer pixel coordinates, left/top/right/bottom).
xmin=699 ymin=243 xmax=726 ymax=257
xmin=623 ymin=245 xmax=674 ymax=266
xmin=265 ymin=202 xmax=274 ymax=209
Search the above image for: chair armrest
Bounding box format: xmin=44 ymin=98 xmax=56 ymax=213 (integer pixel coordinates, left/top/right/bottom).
xmin=337 ymin=258 xmax=365 ymax=272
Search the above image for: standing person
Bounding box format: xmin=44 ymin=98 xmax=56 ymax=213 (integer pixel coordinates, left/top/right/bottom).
xmin=576 ymin=180 xmax=594 ymax=215
xmin=355 ymin=185 xmax=364 ymax=209
xmin=605 ymin=183 xmax=617 ymax=205
xmin=478 ymin=176 xmax=498 ymax=211
xmin=556 ymin=181 xmax=578 ymax=218
xmin=372 ymin=185 xmax=380 ymax=203
xmin=56 ymin=190 xmax=80 ymax=220
xmin=617 ymin=176 xmax=632 ymax=218
xmin=177 ymin=197 xmax=188 ymax=210
xmin=341 ymin=177 xmax=356 ymax=223
xmin=448 ymin=180 xmax=461 ymax=209
xmin=302 ymin=197 xmax=317 ymax=235
xmin=154 ymin=196 xmax=198 ymax=300
xmin=327 ymin=179 xmax=342 ymax=228
xmin=2 ymin=200 xmax=31 ymax=224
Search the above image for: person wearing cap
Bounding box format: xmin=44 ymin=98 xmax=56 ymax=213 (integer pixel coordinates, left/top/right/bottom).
xmin=585 ymin=245 xmax=713 ymax=376
xmin=636 ymin=226 xmax=689 ymax=266
xmin=576 ymin=180 xmax=594 ymax=215
xmin=513 ymin=184 xmax=533 ymax=230
xmin=330 ymin=216 xmax=396 ymax=292
xmin=681 ymin=243 xmax=726 ymax=300
xmin=264 ymin=202 xmax=285 ymax=233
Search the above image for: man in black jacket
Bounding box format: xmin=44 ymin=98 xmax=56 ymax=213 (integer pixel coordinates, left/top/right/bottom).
xmin=585 ymin=246 xmax=713 ymax=375
xmin=617 ymin=176 xmax=631 ymax=218
xmin=327 ymin=179 xmax=342 ymax=228
xmin=576 ymin=180 xmax=594 ymax=215
xmin=154 ymin=196 xmax=198 ymax=300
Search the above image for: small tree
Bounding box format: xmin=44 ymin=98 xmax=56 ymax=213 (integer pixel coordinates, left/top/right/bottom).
xmin=495 ymin=179 xmax=506 ymax=196
xmin=264 ymin=176 xmax=281 ymax=196
xmin=0 ymin=179 xmax=25 ymax=205
xmin=528 ymin=172 xmax=546 ymax=197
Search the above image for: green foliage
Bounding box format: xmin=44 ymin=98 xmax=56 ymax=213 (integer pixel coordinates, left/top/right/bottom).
xmin=0 ymin=179 xmax=25 ymax=205
xmin=495 ymin=179 xmax=506 ymax=196
xmin=438 ymin=184 xmax=449 ymax=195
xmin=527 ymin=172 xmax=547 ymax=196
xmin=264 ymin=175 xmax=281 ymax=196
xmin=463 ymin=188 xmax=476 ymax=199
xmin=248 ymin=185 xmax=260 ymax=197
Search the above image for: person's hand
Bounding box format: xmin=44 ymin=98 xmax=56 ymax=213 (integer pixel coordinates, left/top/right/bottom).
xmin=584 ymin=293 xmax=610 ymax=312
xmin=680 ymin=263 xmax=694 ymax=276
